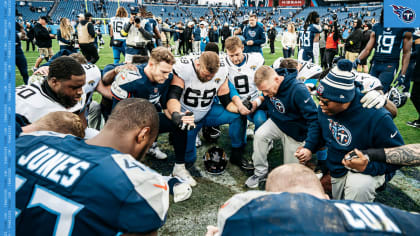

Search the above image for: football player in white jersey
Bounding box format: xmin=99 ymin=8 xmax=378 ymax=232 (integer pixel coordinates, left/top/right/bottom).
xmin=224 ymin=36 xmax=266 ymax=140
xmin=272 ymin=57 xmax=322 ymax=91
xmin=16 ymin=56 xmax=85 ymax=127
xmin=109 ymin=7 xmax=130 ymax=64
xmin=167 ymin=51 xmax=253 ymax=170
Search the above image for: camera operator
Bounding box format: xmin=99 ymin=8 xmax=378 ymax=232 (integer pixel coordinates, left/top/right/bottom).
xmin=121 ymin=8 xmax=154 ymax=62
xmin=77 ymin=12 xmax=99 ymax=64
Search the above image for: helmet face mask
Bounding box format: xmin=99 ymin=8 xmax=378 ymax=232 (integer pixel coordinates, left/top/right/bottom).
xmin=387 ymin=86 xmax=408 ymax=108
xmin=202 ymin=126 xmax=221 ymax=143
xmin=203 ymin=146 xmax=228 ymax=175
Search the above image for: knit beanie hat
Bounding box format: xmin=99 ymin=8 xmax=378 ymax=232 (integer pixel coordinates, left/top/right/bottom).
xmin=317 ymin=59 xmax=356 ymax=103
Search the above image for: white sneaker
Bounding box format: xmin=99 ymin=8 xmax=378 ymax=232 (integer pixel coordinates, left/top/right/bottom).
xmin=245 ymin=174 xmax=266 ymax=189
xmin=148 ymin=142 xmax=167 ymax=160
xmin=195 ymin=136 xmax=202 ymax=147
xmin=173 ymin=182 xmax=192 ymax=203
xmin=172 ymin=164 xmax=197 ymax=187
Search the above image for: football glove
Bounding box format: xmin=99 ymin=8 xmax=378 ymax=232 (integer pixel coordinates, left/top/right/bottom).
xmin=360 ymin=90 xmax=386 ymax=109
xmin=353 ymin=58 xmax=361 ymax=69
xmin=172 ymin=111 xmax=196 ymax=131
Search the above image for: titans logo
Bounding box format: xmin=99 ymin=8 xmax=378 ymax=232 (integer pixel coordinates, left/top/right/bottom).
xmin=391 ymin=5 xmax=416 ymax=23
xmin=328 ymin=119 xmax=352 ymax=146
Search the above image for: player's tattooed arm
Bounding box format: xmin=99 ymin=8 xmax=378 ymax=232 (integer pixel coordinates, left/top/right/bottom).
xmin=385 ymin=144 xmax=420 ymax=166
xmin=349 ymin=144 xmax=420 ymax=167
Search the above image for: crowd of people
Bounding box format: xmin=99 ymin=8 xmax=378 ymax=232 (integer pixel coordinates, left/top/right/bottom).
xmin=14 ymin=3 xmax=420 ymax=235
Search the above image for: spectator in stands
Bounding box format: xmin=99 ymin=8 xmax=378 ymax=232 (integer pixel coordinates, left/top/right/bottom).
xmin=358 ymin=23 xmax=372 ymax=73
xmin=281 ymin=23 xmax=297 ymax=58
xmin=77 ymin=12 xmax=100 ymax=64
xmin=344 ymin=18 xmax=363 ymax=61
xmin=243 ymin=14 xmax=265 ymax=54
xmin=220 ymin=22 xmax=231 ymax=52
xmin=16 ymin=21 xmax=29 ymax=84
xmin=57 ymin=17 xmax=77 ymax=53
xmin=32 ymin=16 xmax=55 ymax=71
xmin=267 ymin=25 xmax=277 ymax=54
xmin=25 ymin=22 xmax=35 ymax=52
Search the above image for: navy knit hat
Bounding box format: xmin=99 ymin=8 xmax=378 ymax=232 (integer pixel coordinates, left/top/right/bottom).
xmin=317 ymin=59 xmax=356 ymax=103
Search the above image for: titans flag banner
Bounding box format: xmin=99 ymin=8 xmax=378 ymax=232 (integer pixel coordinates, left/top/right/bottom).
xmin=384 ymin=0 xmax=419 ymax=27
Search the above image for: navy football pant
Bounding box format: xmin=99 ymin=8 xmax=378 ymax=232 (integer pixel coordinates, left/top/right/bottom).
xmin=158 ymin=112 xmax=187 ymax=164
xmin=369 ymin=61 xmax=398 ymax=93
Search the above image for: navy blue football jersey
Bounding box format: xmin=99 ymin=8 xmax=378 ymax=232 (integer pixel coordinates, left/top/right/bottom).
xmin=372 ymin=23 xmax=413 ymax=63
xmin=301 ymin=24 xmax=322 ymax=52
xmin=16 ymin=132 xmax=169 ymax=236
xmin=111 ymin=63 xmax=173 ymax=109
xmin=218 ymin=191 xmax=420 ymax=235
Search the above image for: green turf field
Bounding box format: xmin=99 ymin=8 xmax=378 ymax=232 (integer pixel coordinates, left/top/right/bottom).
xmin=16 ymin=36 xmax=420 ymax=235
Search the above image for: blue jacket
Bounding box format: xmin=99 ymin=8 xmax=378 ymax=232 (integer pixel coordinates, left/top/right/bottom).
xmin=243 ymin=24 xmax=266 ymax=53
xmin=304 ymin=89 xmax=404 ymax=180
xmin=261 ymin=69 xmax=318 ymax=142
xmin=192 ymin=27 xmax=201 ymax=41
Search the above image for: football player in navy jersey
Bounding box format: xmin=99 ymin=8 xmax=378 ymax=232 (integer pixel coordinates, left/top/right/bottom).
xmin=206 ymin=164 xmax=420 ymax=236
xmin=16 ymin=98 xmax=170 ymax=236
xmin=298 ymin=11 xmax=322 ymax=64
xmin=357 ymin=10 xmax=413 ymax=93
xmin=110 ymin=47 xmax=197 ymax=187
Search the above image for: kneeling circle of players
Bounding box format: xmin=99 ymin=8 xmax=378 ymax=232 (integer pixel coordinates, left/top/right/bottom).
xmin=15 ymin=41 xmax=419 ymax=234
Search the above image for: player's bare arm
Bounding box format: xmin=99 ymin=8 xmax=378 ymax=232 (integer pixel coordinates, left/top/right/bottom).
xmin=358 ymin=31 xmax=376 ymax=61
xmin=400 ymin=32 xmax=413 ymax=76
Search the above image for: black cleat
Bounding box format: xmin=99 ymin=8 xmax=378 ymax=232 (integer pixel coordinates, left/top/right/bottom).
xmin=406 ymin=120 xmax=420 ymax=128
xmin=230 ymin=147 xmax=254 ymax=170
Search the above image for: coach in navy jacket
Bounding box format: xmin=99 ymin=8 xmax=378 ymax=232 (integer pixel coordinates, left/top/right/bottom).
xmin=296 ymin=60 xmax=404 ymax=202
xmin=245 ymin=66 xmax=318 ymax=188
xmin=243 ymin=14 xmax=266 ymax=54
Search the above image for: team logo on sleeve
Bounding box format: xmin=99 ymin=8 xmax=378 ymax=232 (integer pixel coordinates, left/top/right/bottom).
xmin=328 ymin=119 xmax=352 ymax=146
xmin=270 ymin=97 xmax=285 ymax=113
xmin=250 ymin=65 xmax=257 ymax=71
xmin=391 ymin=5 xmax=416 ymax=24
xmin=317 ymin=84 xmax=324 ymax=95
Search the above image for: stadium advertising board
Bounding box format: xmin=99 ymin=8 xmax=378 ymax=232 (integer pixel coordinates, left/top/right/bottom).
xmin=278 ymin=0 xmax=305 ymax=6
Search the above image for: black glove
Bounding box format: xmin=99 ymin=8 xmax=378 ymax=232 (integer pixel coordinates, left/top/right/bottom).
xmin=171 ymin=111 xmax=196 ymax=131
xmin=242 ymin=96 xmax=253 ymax=110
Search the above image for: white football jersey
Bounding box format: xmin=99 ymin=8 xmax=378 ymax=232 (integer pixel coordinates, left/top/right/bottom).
xmin=16 ymin=80 xmax=84 ymax=123
xmin=110 ymin=17 xmax=129 ymax=40
xmin=225 ymin=53 xmax=264 ymax=101
xmin=173 ymin=55 xmax=228 ymax=122
xmin=81 ymin=63 xmax=101 ymax=110
xmin=272 ymin=57 xmax=322 ymax=82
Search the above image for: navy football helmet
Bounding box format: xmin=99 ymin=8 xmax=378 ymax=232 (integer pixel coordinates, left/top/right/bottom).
xmin=387 ymin=87 xmax=408 ymax=108
xmin=203 ymin=146 xmax=228 ymax=175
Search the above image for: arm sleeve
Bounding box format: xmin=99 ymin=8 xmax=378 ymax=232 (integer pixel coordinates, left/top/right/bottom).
xmin=56 ymin=29 xmax=71 ymax=44
xmin=362 ymin=114 xmax=405 ymax=176
xmin=139 ymin=27 xmax=154 ymax=40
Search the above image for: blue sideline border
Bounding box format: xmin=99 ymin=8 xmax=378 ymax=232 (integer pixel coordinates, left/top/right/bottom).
xmin=0 ymin=0 xmax=15 ymax=235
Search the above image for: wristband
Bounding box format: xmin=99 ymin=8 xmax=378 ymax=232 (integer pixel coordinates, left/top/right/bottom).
xmin=361 ymin=148 xmax=385 ymax=163
xmin=255 ymin=98 xmax=262 ymax=107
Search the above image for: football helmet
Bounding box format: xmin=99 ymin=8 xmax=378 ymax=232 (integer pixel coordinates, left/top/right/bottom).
xmin=203 ymin=146 xmax=228 ymax=175
xmin=202 ymin=126 xmax=221 ymax=142
xmin=387 ymin=86 xmax=409 ymax=108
